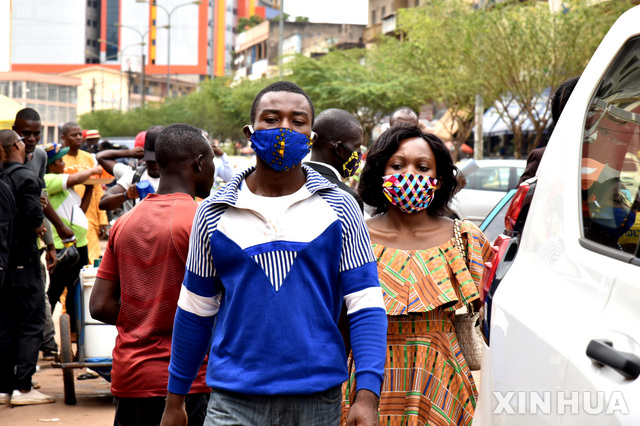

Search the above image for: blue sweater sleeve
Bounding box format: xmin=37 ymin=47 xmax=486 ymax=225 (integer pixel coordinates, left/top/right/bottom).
xmin=167 ymin=204 xmax=222 ymax=394
xmin=341 ymin=263 xmax=387 ymax=397
xmin=168 ymin=306 xmax=216 ymax=394
xmin=337 ymin=195 xmax=387 ymax=397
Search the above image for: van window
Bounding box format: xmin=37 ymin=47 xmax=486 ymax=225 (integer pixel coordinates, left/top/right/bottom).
xmin=581 ymin=36 xmax=640 ymax=255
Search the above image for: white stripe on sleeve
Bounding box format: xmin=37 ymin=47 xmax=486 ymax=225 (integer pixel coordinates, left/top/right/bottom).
xmin=177 ymin=285 xmax=222 ymax=317
xmin=344 ymin=287 xmax=385 ymax=315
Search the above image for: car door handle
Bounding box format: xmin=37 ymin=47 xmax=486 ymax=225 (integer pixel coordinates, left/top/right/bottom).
xmin=586 ymin=339 xmax=640 ymax=380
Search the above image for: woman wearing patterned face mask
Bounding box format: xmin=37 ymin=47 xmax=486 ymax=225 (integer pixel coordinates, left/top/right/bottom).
xmin=344 ymin=124 xmax=492 ymax=425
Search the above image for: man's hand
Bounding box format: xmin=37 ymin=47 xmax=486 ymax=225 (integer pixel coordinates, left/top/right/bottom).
xmin=129 ymin=147 xmax=144 ymax=159
xmin=346 ymin=389 xmax=379 ymax=426
xmin=99 ymin=225 xmax=109 ymax=239
xmin=40 ymin=193 xmax=49 ymax=210
xmin=45 ymin=245 xmax=57 ymax=272
xmin=159 ymin=392 xmax=188 ymax=426
xmin=125 ymin=185 xmax=139 ymax=200
xmin=55 ymin=223 xmax=75 ymax=241
xmin=212 ymin=144 xmax=224 ymax=157
xmin=34 ymin=222 xmax=46 ymax=237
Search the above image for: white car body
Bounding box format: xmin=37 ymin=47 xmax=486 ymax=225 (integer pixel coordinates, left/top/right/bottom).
xmin=476 ymin=5 xmax=640 ymax=425
xmin=451 ymin=159 xmax=525 ymax=225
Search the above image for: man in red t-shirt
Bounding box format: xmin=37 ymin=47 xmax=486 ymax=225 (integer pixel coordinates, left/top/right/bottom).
xmin=90 ymin=124 xmax=215 ymax=426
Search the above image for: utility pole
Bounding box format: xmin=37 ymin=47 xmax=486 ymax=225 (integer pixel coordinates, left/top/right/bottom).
xmin=278 ymin=0 xmax=284 ymax=78
xmin=474 ymin=0 xmax=486 ymax=161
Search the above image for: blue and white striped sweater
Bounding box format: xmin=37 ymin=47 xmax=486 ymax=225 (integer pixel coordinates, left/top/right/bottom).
xmin=168 ymin=166 xmax=387 ymax=396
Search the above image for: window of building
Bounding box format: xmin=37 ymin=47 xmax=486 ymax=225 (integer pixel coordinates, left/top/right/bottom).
xmin=381 ymin=6 xmax=386 ymax=18
xmin=48 ymin=84 xmax=58 ymax=102
xmin=37 ymin=83 xmax=47 ymax=101
xmin=70 ymin=88 xmax=77 ymax=104
xmin=581 ymin=35 xmax=640 ymax=255
xmin=0 ymin=82 xmax=9 ymax=97
xmin=12 ymin=81 xmax=23 ymax=98
xmin=371 ymin=10 xmax=376 ymax=25
xmin=93 ymin=1 xmax=98 ymax=7
xmin=93 ymin=21 xmax=98 ymax=28
xmin=87 ymin=39 xmax=91 ymax=46
xmin=87 ymin=19 xmax=91 ymax=26
xmin=47 ymin=104 xmax=57 ymax=123
xmin=59 ymin=86 xmax=69 ymax=103
xmin=26 ymin=81 xmax=37 ymax=99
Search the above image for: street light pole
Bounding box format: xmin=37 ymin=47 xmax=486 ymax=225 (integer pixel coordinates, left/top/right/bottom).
xmin=153 ymin=1 xmax=201 ymax=98
xmin=115 ymin=23 xmax=150 ymax=108
xmin=98 ymin=39 xmax=144 ymax=111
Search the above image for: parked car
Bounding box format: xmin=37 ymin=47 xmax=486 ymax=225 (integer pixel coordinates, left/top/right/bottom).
xmin=478 ymin=188 xmax=516 ymax=244
xmin=450 ymin=159 xmax=525 ymax=224
xmin=476 ymin=6 xmax=640 ymax=424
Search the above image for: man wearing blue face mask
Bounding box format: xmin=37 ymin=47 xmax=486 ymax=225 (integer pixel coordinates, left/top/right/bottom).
xmin=305 ymin=108 xmax=365 ymax=213
xmin=161 ymin=81 xmax=387 ymax=426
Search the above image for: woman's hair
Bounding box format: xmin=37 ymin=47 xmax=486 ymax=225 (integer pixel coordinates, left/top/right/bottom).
xmin=359 ymin=124 xmax=460 ymax=216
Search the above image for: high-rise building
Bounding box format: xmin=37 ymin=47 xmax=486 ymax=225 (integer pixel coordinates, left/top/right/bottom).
xmin=3 ymin=0 xmax=279 ymax=80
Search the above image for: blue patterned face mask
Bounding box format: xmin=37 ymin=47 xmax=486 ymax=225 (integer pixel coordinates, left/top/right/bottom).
xmin=248 ymin=126 xmax=316 ymax=172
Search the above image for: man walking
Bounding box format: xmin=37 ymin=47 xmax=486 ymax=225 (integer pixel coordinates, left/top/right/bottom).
xmin=90 ymin=124 xmax=215 ymax=426
xmin=161 ymin=82 xmax=387 ymax=426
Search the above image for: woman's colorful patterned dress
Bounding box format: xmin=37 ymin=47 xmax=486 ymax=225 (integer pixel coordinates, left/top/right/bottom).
xmin=342 ymin=220 xmax=491 ymax=426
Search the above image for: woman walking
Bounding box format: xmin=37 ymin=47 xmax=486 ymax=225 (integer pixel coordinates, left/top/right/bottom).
xmin=347 ymin=124 xmax=491 ymax=425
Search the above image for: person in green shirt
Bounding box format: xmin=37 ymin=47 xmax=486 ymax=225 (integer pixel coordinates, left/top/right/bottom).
xmin=43 ymin=143 xmax=101 ymax=335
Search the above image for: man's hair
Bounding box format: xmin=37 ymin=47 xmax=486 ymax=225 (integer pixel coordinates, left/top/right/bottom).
xmin=250 ymin=81 xmax=315 ymax=125
xmin=551 ymin=76 xmax=580 ymax=124
xmin=155 ymin=123 xmax=211 ymax=169
xmin=15 ymin=108 xmax=41 ymax=123
xmin=61 ymin=122 xmax=80 ymax=136
xmin=0 ymin=129 xmax=18 ymax=152
xmin=312 ymin=109 xmax=361 ymax=146
xmin=359 ymin=124 xmax=459 ymax=216
xmin=389 ymin=106 xmax=418 ymax=125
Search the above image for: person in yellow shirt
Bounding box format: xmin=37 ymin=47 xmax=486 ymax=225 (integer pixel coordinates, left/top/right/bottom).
xmin=61 ymin=123 xmax=109 ymax=264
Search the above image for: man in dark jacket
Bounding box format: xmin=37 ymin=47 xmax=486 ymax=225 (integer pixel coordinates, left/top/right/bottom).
xmin=305 ymin=108 xmax=364 ymax=212
xmin=0 ymin=129 xmax=54 ymax=406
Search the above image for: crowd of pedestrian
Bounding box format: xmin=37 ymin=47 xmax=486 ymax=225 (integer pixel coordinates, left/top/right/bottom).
xmin=0 ymin=82 xmax=491 ymax=426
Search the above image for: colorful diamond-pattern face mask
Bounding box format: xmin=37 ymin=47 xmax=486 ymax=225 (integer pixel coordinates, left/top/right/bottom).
xmin=249 ymin=126 xmax=315 ymax=172
xmin=382 ymin=173 xmax=438 ymax=213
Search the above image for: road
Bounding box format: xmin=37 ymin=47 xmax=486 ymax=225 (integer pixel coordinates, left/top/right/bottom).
xmin=0 ymin=305 xmax=115 ymax=425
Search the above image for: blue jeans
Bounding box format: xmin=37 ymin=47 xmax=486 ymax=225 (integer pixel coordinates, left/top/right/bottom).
xmin=204 ymin=386 xmax=341 ymax=426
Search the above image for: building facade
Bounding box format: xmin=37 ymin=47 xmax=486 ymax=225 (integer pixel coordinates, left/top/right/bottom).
xmin=234 ymin=20 xmax=365 ymax=80
xmin=0 ymin=72 xmax=81 ymax=143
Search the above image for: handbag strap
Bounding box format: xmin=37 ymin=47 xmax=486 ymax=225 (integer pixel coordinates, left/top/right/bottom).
xmin=453 ymin=219 xmax=466 ymax=263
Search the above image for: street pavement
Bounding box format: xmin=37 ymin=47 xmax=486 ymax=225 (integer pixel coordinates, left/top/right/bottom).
xmin=0 ymin=305 xmax=115 ymax=425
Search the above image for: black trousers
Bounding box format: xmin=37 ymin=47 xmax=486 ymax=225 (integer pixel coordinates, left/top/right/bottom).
xmin=47 ymin=245 xmax=89 ymax=333
xmin=113 ymin=393 xmax=210 ymax=426
xmin=0 ymin=263 xmax=46 ymax=393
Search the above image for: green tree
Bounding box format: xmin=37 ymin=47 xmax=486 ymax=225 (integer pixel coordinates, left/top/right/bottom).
xmin=396 ymin=0 xmax=484 ymax=161
xmin=475 ymin=0 xmax=634 ymax=157
xmin=238 ymin=15 xmax=264 ymax=33
xmin=286 ymin=47 xmax=423 ymax=146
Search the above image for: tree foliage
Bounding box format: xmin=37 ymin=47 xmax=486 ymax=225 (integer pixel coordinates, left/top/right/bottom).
xmin=286 ymin=47 xmax=424 ymax=146
xmin=396 ymin=0 xmax=483 ymax=160
xmin=79 ymin=0 xmax=637 ymax=158
xmin=473 ymin=0 xmax=633 ymax=157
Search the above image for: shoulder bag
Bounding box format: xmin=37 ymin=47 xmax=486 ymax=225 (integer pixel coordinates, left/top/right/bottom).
xmin=452 ymin=219 xmax=483 ymax=371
